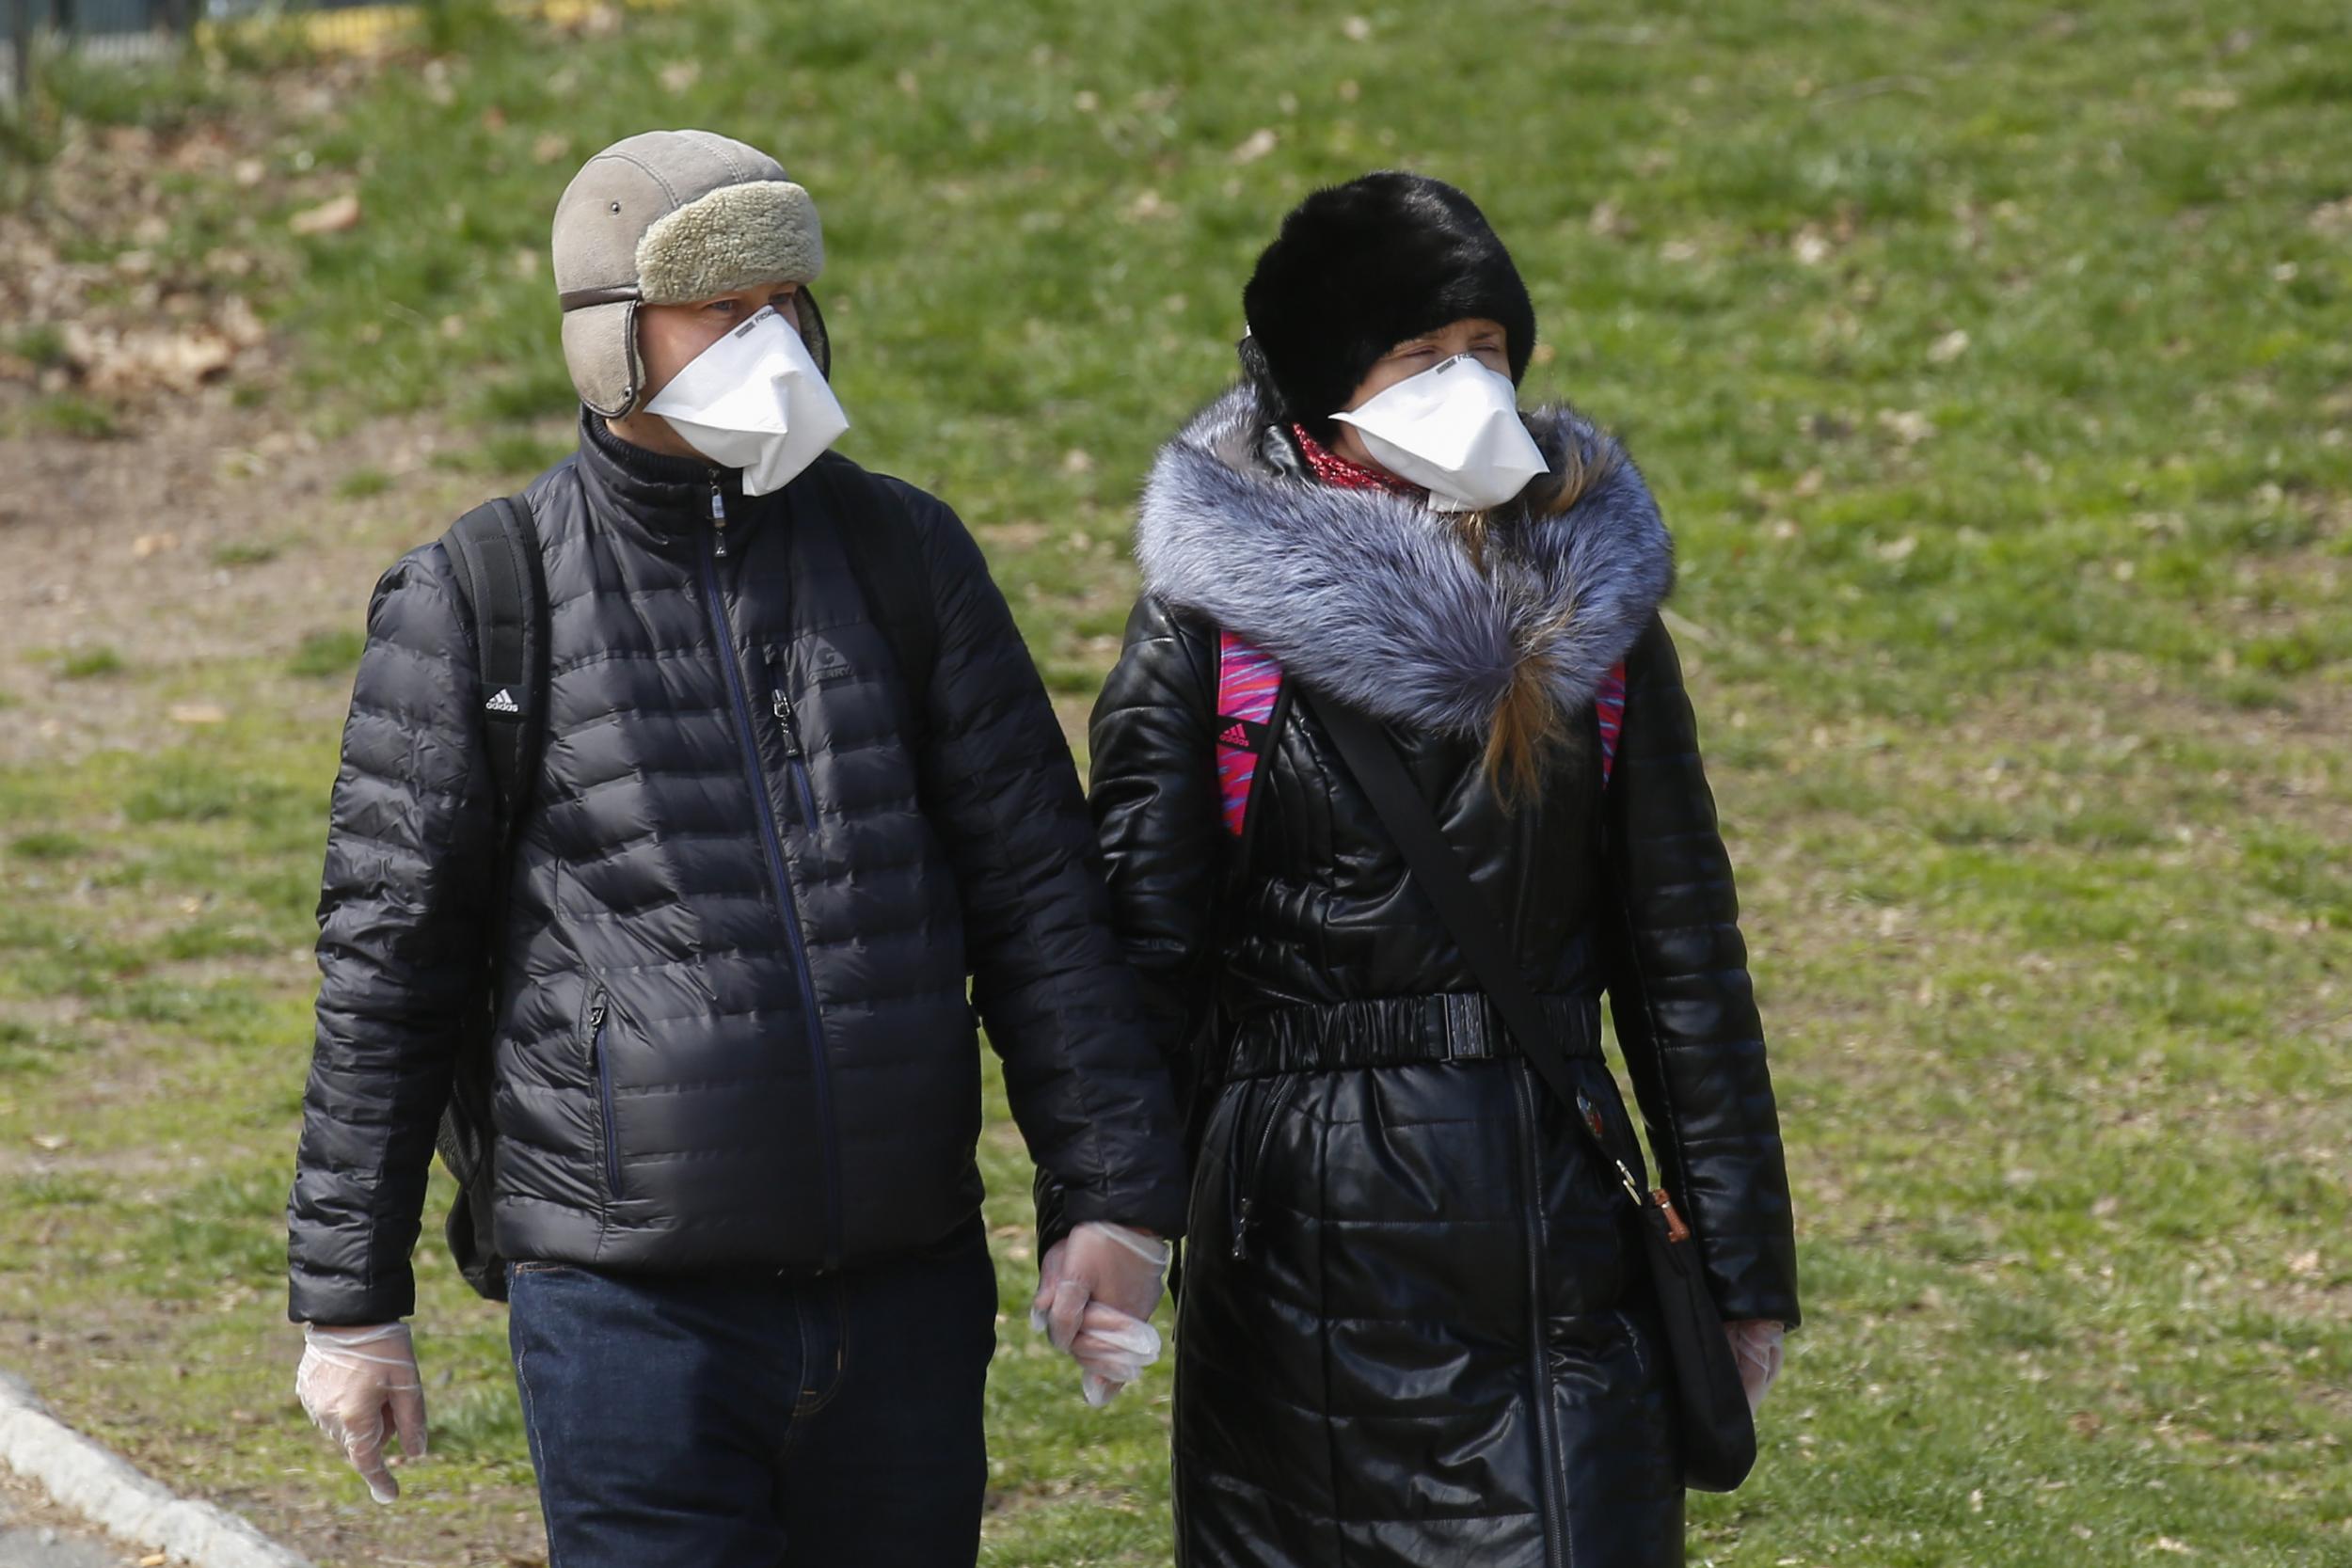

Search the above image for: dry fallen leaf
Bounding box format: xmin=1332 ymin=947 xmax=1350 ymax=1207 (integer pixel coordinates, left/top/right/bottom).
xmin=289 ymin=193 xmax=362 ymax=236
xmin=217 ymin=294 xmax=267 ymax=349
xmin=1877 ymin=408 xmax=1936 ymax=445
xmin=1230 ymin=128 xmax=1279 ymax=165
xmin=168 ymin=704 xmax=229 ymax=725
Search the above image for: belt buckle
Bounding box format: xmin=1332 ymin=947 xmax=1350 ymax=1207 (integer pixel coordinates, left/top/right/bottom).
xmin=1441 ymin=993 xmax=1481 ymax=1061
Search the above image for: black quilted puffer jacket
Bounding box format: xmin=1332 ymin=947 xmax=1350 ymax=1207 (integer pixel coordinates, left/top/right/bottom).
xmin=1089 ymin=388 xmax=1800 ymax=1568
xmin=287 ymin=412 xmax=1188 ymax=1325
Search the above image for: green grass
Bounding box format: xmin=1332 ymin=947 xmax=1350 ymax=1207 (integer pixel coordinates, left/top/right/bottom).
xmin=56 ymin=646 xmax=125 ymax=680
xmin=26 ymin=395 xmax=121 ymax=441
xmin=2 ymin=1 xmax=2349 ymax=1565
xmin=331 ymin=467 xmax=394 ymax=500
xmin=8 ymin=324 xmax=70 ymax=370
xmin=286 ymin=627 xmax=366 ymax=679
xmin=210 ymin=539 xmax=285 ymax=568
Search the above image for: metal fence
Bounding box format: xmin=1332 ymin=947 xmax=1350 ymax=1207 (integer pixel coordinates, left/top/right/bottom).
xmin=1 ymin=0 xmax=400 ymax=105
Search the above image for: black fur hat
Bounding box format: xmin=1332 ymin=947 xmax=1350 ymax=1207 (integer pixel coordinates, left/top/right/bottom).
xmin=1240 ymin=171 xmax=1536 ymax=439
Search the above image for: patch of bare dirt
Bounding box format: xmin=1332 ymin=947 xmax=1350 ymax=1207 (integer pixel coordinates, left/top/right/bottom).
xmin=0 ymin=393 xmax=494 ymax=769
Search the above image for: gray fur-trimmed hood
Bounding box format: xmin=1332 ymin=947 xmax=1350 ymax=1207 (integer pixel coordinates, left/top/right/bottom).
xmin=1135 ymin=384 xmax=1675 ymax=738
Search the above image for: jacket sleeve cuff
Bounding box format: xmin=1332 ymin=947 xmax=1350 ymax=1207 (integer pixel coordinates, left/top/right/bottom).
xmin=1039 ymin=1166 xmax=1191 ymax=1250
xmin=1698 ymin=1236 xmax=1802 ymax=1331
xmin=287 ymin=1268 xmax=416 ymax=1328
xmin=1031 ymin=1167 xmax=1076 ymax=1263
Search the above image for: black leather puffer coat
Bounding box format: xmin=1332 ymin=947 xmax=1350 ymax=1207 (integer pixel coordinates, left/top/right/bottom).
xmin=1087 ymin=388 xmax=1799 ymax=1567
xmin=287 ymin=413 xmax=1188 ymax=1325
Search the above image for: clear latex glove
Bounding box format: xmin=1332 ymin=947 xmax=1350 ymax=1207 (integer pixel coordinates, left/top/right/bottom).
xmin=1030 ymin=1221 xmax=1169 ymax=1336
xmin=1030 ymin=1222 xmax=1170 ymax=1404
xmin=294 ymin=1322 xmax=426 ymax=1504
xmin=1725 ymin=1319 xmax=1785 ymax=1416
xmin=1068 ymin=1300 xmax=1164 ymax=1407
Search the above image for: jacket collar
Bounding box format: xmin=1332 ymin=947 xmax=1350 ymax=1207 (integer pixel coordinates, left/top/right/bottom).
xmin=1135 ymin=383 xmax=1675 ymax=739
xmin=575 ymin=406 xmax=765 ymax=555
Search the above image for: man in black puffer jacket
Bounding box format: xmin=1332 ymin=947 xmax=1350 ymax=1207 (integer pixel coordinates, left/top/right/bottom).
xmin=284 ymin=130 xmax=1187 ymax=1566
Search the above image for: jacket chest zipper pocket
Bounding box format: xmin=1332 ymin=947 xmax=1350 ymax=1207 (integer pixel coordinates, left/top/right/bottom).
xmin=1229 ymin=1074 xmax=1297 ymax=1261
xmin=586 ymin=990 xmax=621 ymax=1196
xmin=762 ymin=649 xmax=820 ymax=827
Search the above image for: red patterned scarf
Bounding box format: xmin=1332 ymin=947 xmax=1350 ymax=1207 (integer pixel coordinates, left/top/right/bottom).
xmin=1291 ymin=424 xmax=1423 ymax=498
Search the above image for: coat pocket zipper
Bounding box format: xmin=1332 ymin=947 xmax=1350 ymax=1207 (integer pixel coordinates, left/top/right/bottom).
xmin=1229 ymin=1073 xmax=1298 ymax=1261
xmin=762 ymin=649 xmax=821 ymax=826
xmin=586 ymin=990 xmax=620 ymax=1197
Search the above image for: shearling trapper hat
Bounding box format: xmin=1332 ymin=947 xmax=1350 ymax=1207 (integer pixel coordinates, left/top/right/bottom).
xmin=1240 ymin=171 xmax=1536 ymax=439
xmin=552 ymin=129 xmax=831 ymax=418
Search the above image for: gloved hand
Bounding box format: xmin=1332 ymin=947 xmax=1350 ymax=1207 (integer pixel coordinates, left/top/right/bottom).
xmin=1724 ymin=1319 xmax=1785 ymax=1416
xmin=1030 ymin=1222 xmax=1170 ymax=1405
xmin=294 ymin=1322 xmax=426 ymax=1503
xmin=1068 ymin=1300 xmax=1164 ymax=1408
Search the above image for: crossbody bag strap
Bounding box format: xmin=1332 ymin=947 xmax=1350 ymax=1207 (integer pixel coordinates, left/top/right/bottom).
xmin=1299 ymin=687 xmax=1681 ymax=1233
xmin=1304 ymin=688 xmax=1757 ymax=1496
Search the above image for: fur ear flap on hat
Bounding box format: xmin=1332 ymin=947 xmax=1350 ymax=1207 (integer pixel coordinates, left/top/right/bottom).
xmin=1241 ymin=171 xmax=1536 ymax=439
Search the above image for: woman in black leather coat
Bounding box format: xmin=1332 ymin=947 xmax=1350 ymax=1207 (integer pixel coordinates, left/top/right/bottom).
xmin=1085 ymin=174 xmax=1802 ymax=1566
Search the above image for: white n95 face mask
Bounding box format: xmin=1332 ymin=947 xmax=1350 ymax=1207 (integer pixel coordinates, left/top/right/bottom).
xmin=644 ymin=305 xmax=849 ymax=496
xmin=1329 ymin=354 xmax=1548 ymax=513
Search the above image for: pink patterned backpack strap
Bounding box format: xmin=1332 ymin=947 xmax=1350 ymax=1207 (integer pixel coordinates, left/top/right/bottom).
xmin=1596 ymin=661 xmax=1629 ymax=787
xmin=1214 ymin=628 xmax=1285 ymax=838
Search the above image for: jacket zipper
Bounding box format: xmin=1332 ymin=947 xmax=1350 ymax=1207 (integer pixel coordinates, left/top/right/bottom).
xmin=1229 ymin=1074 xmax=1297 ymax=1261
xmin=587 ymin=990 xmax=620 ymax=1196
xmin=1511 ymin=1064 xmax=1571 ymax=1568
xmin=763 ymin=649 xmax=821 ymax=826
xmin=699 ymin=479 xmax=845 ymax=1269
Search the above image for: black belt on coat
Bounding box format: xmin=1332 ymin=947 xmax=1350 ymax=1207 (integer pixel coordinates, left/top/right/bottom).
xmin=1222 ymin=991 xmax=1604 ymax=1079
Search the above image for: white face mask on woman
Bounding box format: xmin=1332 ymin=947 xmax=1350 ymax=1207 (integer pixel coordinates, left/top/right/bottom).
xmin=644 ymin=305 xmax=850 ymax=496
xmin=1329 ymin=354 xmax=1548 ymax=513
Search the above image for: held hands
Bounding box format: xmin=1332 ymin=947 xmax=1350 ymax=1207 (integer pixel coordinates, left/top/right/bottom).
xmin=1724 ymin=1319 xmax=1785 ymax=1416
xmin=1030 ymin=1222 xmax=1170 ymax=1406
xmin=294 ymin=1322 xmax=427 ymax=1503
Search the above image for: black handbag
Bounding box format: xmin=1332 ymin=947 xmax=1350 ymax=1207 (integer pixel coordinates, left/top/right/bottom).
xmin=1303 ymin=689 xmax=1760 ymax=1494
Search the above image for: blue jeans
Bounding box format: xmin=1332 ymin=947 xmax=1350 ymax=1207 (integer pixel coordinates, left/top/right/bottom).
xmin=508 ymin=1217 xmax=998 ymax=1568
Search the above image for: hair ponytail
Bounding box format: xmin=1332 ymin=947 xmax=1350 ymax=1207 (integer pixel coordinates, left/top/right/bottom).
xmin=1454 ymin=428 xmax=1623 ymax=806
xmin=1483 ymin=660 xmax=1564 ymax=808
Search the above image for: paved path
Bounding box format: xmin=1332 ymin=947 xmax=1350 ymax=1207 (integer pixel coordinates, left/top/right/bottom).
xmin=0 ymin=1471 xmax=121 ymax=1568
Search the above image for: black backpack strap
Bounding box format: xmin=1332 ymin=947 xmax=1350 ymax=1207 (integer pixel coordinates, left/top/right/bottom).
xmin=440 ymin=495 xmax=549 ymax=833
xmin=814 ymin=457 xmax=938 ymax=733
xmin=432 ymin=493 xmax=548 ymax=1304
xmin=1298 ymin=685 xmax=1758 ymax=1490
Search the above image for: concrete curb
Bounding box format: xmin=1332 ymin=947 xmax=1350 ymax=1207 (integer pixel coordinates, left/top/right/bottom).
xmin=0 ymin=1371 xmax=313 ymax=1568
